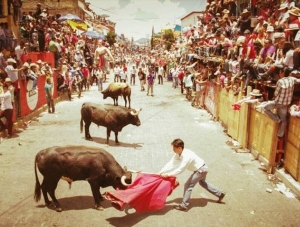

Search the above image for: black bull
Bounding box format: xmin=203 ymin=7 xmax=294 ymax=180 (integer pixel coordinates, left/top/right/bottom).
xmin=80 ymin=102 xmax=142 ymax=144
xmin=34 ymin=145 xmax=133 ymax=212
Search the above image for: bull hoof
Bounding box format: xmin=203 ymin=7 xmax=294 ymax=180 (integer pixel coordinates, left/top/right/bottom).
xmin=95 ymin=205 xmax=104 ymax=211
xmin=56 ymin=207 xmax=63 ymax=212
xmin=86 ymin=137 xmax=93 ymax=141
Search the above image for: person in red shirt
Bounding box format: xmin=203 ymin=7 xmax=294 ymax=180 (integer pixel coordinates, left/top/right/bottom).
xmin=81 ymin=64 xmax=90 ymax=90
xmin=177 ymin=66 xmax=185 ymax=94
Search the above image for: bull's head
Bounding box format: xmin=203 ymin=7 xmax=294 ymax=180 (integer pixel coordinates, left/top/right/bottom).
xmin=101 ymin=90 xmax=108 ymax=99
xmin=120 ymin=166 xmax=140 ymax=187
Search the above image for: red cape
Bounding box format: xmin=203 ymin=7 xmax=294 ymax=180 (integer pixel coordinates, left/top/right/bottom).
xmin=105 ymin=173 xmax=179 ymax=213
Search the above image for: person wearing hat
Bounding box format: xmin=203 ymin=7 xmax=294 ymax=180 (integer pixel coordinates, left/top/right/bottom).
xmin=238 ymin=9 xmax=252 ymax=34
xmin=34 ymin=2 xmax=42 ymax=19
xmin=0 ymin=82 xmax=13 ymax=138
xmin=4 ymin=77 xmax=14 ymax=101
xmin=5 ymin=58 xmax=23 ymax=91
xmin=287 ymin=7 xmax=300 ymax=28
xmin=25 ymin=63 xmax=39 ymax=91
xmin=235 ymin=88 xmax=264 ymax=105
xmin=278 ymin=3 xmax=289 ymax=26
xmin=263 ymin=68 xmax=300 ymax=138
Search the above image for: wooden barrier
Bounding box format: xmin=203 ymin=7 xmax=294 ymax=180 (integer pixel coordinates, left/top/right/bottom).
xmin=247 ymin=107 xmax=278 ymax=171
xmin=217 ymin=87 xmax=248 ymax=148
xmin=285 ymin=116 xmax=300 ymax=181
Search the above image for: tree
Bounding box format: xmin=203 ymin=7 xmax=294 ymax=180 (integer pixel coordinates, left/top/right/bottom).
xmin=106 ymin=30 xmax=116 ymax=46
xmin=162 ymin=29 xmax=175 ymax=51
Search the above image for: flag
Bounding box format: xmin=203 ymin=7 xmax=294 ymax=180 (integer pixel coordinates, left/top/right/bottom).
xmin=105 ymin=173 xmax=179 ymax=213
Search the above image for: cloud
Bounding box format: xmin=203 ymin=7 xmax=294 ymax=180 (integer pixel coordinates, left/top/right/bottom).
xmin=89 ymin=0 xmax=187 ymax=40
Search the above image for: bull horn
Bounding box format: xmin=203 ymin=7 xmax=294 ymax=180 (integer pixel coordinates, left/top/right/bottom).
xmin=130 ymin=108 xmax=142 ymax=116
xmin=121 ymin=175 xmax=132 ymax=186
xmin=127 ymin=169 xmax=141 ymax=173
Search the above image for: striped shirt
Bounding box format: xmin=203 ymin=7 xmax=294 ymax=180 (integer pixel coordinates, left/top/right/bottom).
xmin=274 ymin=77 xmax=299 ymax=105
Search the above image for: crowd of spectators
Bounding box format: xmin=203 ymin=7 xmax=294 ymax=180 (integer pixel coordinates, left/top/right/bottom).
xmin=147 ymin=0 xmax=300 ymax=110
xmin=2 ymin=0 xmax=300 ymax=127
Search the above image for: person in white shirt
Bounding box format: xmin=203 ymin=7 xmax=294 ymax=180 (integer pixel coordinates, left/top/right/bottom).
xmin=159 ymin=138 xmax=226 ymax=211
xmin=113 ymin=64 xmax=121 ymax=82
xmin=120 ymin=69 xmax=127 ymax=83
xmin=0 ymin=83 xmax=14 ymax=138
xmin=157 ymin=65 xmax=164 ymax=85
xmin=130 ymin=65 xmax=137 ymax=85
xmin=14 ymin=41 xmax=27 ymax=67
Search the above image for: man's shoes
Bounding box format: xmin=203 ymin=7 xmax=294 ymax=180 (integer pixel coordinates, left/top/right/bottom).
xmin=217 ymin=192 xmax=226 ymax=203
xmin=173 ymin=205 xmax=188 ymax=212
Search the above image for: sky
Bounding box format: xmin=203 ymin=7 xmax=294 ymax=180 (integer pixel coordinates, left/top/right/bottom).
xmin=88 ymin=0 xmax=206 ymax=41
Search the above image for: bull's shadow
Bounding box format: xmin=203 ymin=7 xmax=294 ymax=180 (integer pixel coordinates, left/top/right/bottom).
xmin=35 ymin=196 xmax=94 ymax=211
xmin=89 ymin=137 xmax=143 ymax=149
xmin=36 ymin=195 xmax=115 ymax=212
xmin=106 ymin=197 xmax=220 ymax=227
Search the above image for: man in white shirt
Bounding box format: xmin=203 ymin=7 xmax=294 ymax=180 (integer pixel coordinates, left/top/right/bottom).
xmin=159 ymin=138 xmax=226 ymax=211
xmin=130 ymin=65 xmax=136 ymax=85
xmin=14 ymin=41 xmax=26 ymax=67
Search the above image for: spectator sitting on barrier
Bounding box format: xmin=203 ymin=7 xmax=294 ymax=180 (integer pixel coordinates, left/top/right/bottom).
xmin=237 ymin=89 xmax=264 ymax=104
xmin=27 ymin=63 xmax=38 ymax=91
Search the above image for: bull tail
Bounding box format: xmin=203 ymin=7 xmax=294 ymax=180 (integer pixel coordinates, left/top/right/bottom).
xmin=34 ymin=155 xmax=42 ymax=202
xmin=80 ymin=117 xmax=83 ymax=133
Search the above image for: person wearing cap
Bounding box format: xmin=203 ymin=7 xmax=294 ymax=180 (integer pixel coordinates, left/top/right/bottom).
xmin=263 ymin=67 xmax=300 ymax=138
xmin=0 ymin=82 xmax=13 ymax=138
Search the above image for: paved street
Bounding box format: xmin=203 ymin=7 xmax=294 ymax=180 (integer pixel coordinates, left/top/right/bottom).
xmin=0 ymin=73 xmax=299 ymax=227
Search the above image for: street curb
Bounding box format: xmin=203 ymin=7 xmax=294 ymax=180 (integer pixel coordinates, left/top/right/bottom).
xmin=275 ymin=168 xmax=300 ymax=198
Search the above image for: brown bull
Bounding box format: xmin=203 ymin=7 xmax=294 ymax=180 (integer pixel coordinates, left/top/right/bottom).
xmin=101 ymin=82 xmax=131 ymax=108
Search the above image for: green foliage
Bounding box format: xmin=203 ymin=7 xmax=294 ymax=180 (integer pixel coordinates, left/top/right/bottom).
xmin=163 ymin=29 xmax=175 ymax=50
xmin=106 ymin=30 xmax=116 ymax=46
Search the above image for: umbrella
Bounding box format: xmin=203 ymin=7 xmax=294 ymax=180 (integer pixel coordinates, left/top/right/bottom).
xmin=58 ymin=14 xmax=82 ymax=21
xmin=82 ymin=30 xmax=106 ymax=40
